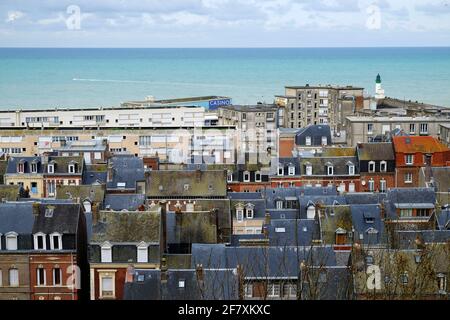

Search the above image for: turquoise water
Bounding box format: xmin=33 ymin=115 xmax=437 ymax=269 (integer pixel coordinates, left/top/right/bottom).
xmin=0 ymin=48 xmax=449 ymax=108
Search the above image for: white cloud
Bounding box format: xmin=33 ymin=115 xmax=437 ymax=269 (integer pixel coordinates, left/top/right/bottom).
xmin=6 ymin=10 xmax=25 ymax=22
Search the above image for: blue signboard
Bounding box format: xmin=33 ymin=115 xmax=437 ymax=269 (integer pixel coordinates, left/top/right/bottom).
xmin=209 ymin=99 xmax=232 ymax=109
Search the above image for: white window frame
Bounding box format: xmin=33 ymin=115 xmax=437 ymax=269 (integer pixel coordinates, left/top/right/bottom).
xmin=255 ymin=171 xmax=262 ymax=182
xmin=367 ymin=123 xmax=374 ymax=135
xmin=137 ymin=243 xmax=149 ymax=263
xmin=327 ymin=165 xmax=334 ymax=176
xmin=50 ymin=233 xmax=62 ymax=251
xmin=368 ymin=161 xmax=376 ymax=173
xmin=277 ymin=166 xmax=284 ymax=176
xmin=321 ymin=136 xmax=328 ymax=146
xmin=405 ymin=155 xmax=414 ymax=165
xmin=53 ymin=267 xmax=62 ymax=286
xmin=244 ymin=283 xmax=253 ymax=298
xmin=305 ymin=164 xmax=312 ymax=176
xmin=268 ymin=284 xmax=281 ymax=298
xmin=9 ymin=269 xmax=19 ymax=287
xmin=243 ymin=171 xmax=250 ymax=182
xmin=101 ymin=242 xmax=113 ymax=263
xmin=404 ymin=172 xmax=413 ymax=184
xmin=420 ymin=123 xmax=428 ymax=134
xmin=276 ymin=200 xmax=283 ymax=210
xmin=305 ymin=136 xmax=312 ymax=146
xmin=236 ymin=208 xmax=244 ymax=222
xmin=246 ymin=208 xmax=254 ymax=219
xmin=99 ymin=272 xmax=115 ymax=299
xmin=33 ymin=232 xmax=47 ymax=250
xmin=409 ymin=123 xmax=416 ymax=134
xmin=368 ymin=179 xmax=375 ymax=192
xmin=31 ymin=162 xmax=38 ymax=174
xmin=5 ymin=232 xmax=18 ymax=251
xmin=380 ymin=161 xmax=387 ymax=172
xmin=37 ymin=267 xmax=46 ymax=286
xmin=227 ymin=172 xmax=233 ymax=183
xmin=288 ymin=165 xmax=295 ymax=176
xmin=48 ymin=163 xmax=54 ymax=174
xmin=348 ymin=164 xmax=355 ymax=176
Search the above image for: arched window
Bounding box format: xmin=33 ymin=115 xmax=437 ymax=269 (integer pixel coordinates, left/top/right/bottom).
xmin=137 ymin=242 xmax=148 ymax=263
xmin=306 ymin=204 xmax=316 ymax=219
xmin=101 ymin=242 xmax=112 ymax=263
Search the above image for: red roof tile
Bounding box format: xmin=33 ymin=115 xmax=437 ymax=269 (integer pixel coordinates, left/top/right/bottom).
xmin=393 ymin=136 xmax=450 ymax=153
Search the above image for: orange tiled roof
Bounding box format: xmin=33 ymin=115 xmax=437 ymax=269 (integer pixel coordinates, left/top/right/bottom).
xmin=393 ymin=136 xmax=450 ymax=153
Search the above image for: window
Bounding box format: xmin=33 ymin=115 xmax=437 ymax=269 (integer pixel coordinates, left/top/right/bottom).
xmin=246 ymin=208 xmax=254 ymax=219
xmin=305 ymin=136 xmax=312 ymax=146
xmin=283 ymin=284 xmax=297 ymax=298
xmin=368 ymin=179 xmax=375 ymax=192
xmin=0 ymin=269 xmax=2 ymax=286
xmin=5 ymin=232 xmax=18 ymax=251
xmin=276 ymin=200 xmax=283 ymax=210
xmin=50 ymin=233 xmax=62 ymax=250
xmin=34 ymin=233 xmax=46 ymax=250
xmin=409 ymin=123 xmax=416 ymax=134
xmin=277 ymin=166 xmax=284 ymax=176
xmin=37 ymin=268 xmax=46 ymax=286
xmin=380 ymin=180 xmax=387 ymax=193
xmin=236 ymin=209 xmax=244 ymax=222
xmin=101 ymin=276 xmax=114 ymax=298
xmin=349 ymin=183 xmax=356 ymax=193
xmin=405 ymin=155 xmax=414 ymax=165
xmin=420 ymin=123 xmax=428 ymax=134
xmin=437 ymin=274 xmax=447 ymax=293
xmin=255 ymin=171 xmax=262 ymax=182
xmin=101 ymin=243 xmax=112 ymax=263
xmin=401 ymin=272 xmax=409 ymax=285
xmin=288 ymin=165 xmax=295 ymax=176
xmin=17 ymin=162 xmax=25 ymax=174
xmin=227 ymin=172 xmax=233 ymax=183
xmin=244 ymin=284 xmax=253 ymax=298
xmin=348 ymin=164 xmax=355 ymax=176
xmin=178 ymin=280 xmax=185 ymax=288
xmin=367 ymin=123 xmax=374 ymax=134
xmin=68 ymin=162 xmax=77 ymax=173
xmin=380 ymin=161 xmax=387 ymax=172
xmin=48 ymin=163 xmax=54 ymax=174
xmin=307 ymin=205 xmax=316 ymax=219
xmin=268 ymin=284 xmax=281 ymax=297
xmin=400 ymin=209 xmax=413 ymax=217
xmin=243 ymin=171 xmax=250 ymax=182
xmin=404 ymin=173 xmax=413 ymax=183
xmin=53 ymin=268 xmax=62 ymax=286
xmin=137 ymin=243 xmax=148 ymax=263
xmin=368 ymin=161 xmax=376 ymax=173
xmin=417 ymin=209 xmax=429 ymax=217
xmin=321 ymin=136 xmax=328 ymax=146
xmin=305 ymin=164 xmax=312 ymax=176
xmin=327 ymin=165 xmax=334 ymax=176
xmin=9 ymin=269 xmax=19 ymax=287
xmin=31 ymin=162 xmax=38 ymax=173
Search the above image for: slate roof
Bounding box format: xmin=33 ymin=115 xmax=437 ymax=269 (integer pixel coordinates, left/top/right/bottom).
xmin=104 ymin=194 xmax=146 ymax=211
xmin=437 ymin=209 xmax=450 ymax=230
xmin=395 ymin=230 xmax=450 ymax=249
xmin=299 ymin=195 xmax=347 ymax=219
xmin=91 ymin=210 xmax=160 ymax=244
xmin=0 ymin=185 xmax=19 ymax=201
xmin=228 ymin=192 xmax=263 ymax=200
xmin=299 ymin=156 xmax=359 ymax=176
xmin=393 ymin=136 xmax=450 ymax=153
xmin=231 ymin=199 xmax=266 ymax=219
xmin=6 ymin=156 xmax=44 ymax=174
xmin=45 ymin=156 xmax=84 ymax=174
xmin=267 ymin=219 xmax=321 ymax=246
xmin=32 ymin=203 xmax=81 ymax=235
xmin=191 ymin=244 xmax=339 ymax=279
xmin=357 ymin=143 xmax=395 ymax=161
xmin=344 ymin=193 xmax=387 ymax=205
xmin=123 ymin=268 xmax=240 ymax=300
xmin=56 ymin=184 xmax=106 ymax=204
xmin=106 ymin=155 xmax=145 ymax=190
xmin=296 ymin=125 xmax=332 ymax=146
xmin=147 ymin=170 xmax=227 ymax=198
xmin=385 ymin=188 xmax=436 ymax=219
xmin=350 ymin=204 xmax=385 ymax=245
xmin=320 ymin=205 xmax=353 ymax=245
xmin=0 ymin=202 xmax=35 ymax=234
xmin=83 ymin=170 xmax=107 ymax=185
xmin=166 ymin=211 xmax=218 ymax=245
xmin=276 ymin=157 xmax=301 ymax=176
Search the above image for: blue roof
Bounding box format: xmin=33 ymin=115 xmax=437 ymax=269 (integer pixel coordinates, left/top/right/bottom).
xmin=106 ymin=155 xmax=145 ymax=190
xmin=0 ymin=202 xmax=35 ymax=234
xmin=267 ymin=219 xmax=320 ymax=246
xmin=104 ymin=194 xmax=146 ymax=211
xmin=350 ymin=204 xmax=385 ymax=245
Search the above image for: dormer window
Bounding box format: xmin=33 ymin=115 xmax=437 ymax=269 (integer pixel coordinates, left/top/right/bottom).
xmin=101 ymin=242 xmax=113 ymax=263
xmin=321 ymin=136 xmax=328 ymax=146
xmin=277 ymin=165 xmax=284 ymax=176
xmin=306 ymin=203 xmax=316 ymax=219
xmin=255 ymin=171 xmax=262 ymax=182
xmin=236 ymin=207 xmax=244 ymax=222
xmin=50 ymin=233 xmax=62 ymax=250
xmin=326 ymin=163 xmax=334 ymax=176
xmin=305 ymin=163 xmax=312 ymax=176
xmin=68 ymin=161 xmax=78 ymax=174
xmin=34 ymin=233 xmax=47 ymax=250
xmin=243 ymin=171 xmax=250 ymax=182
xmin=305 ymin=136 xmax=312 ymax=146
xmin=245 ymin=204 xmax=255 ymax=219
xmin=137 ymin=242 xmax=149 ymax=263
xmin=347 ymin=162 xmax=355 ymax=176
xmin=5 ymin=232 xmax=18 ymax=251
xmin=276 ymin=200 xmax=283 ymax=209
xmin=368 ymin=161 xmax=376 ymax=173
xmin=17 ymin=161 xmax=25 ymax=174
xmin=31 ymin=161 xmax=38 ymax=173
xmin=48 ymin=162 xmax=55 ymax=174
xmin=405 ymin=155 xmax=414 ymax=165
xmin=380 ymin=161 xmax=387 ymax=172
xmin=288 ymin=165 xmax=295 ymax=176
xmin=227 ymin=171 xmax=233 ymax=183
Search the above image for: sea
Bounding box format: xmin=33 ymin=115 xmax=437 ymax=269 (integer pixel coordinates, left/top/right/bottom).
xmin=0 ymin=47 xmax=449 ymax=109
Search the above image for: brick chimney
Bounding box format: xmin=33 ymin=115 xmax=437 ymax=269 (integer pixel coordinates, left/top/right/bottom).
xmin=92 ymin=202 xmax=99 ymax=225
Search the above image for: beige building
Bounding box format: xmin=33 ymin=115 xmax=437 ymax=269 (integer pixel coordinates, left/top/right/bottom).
xmin=439 ymin=123 xmax=450 ymax=148
xmin=345 ymin=116 xmax=450 ymax=146
xmin=275 ymin=85 xmax=365 ymax=133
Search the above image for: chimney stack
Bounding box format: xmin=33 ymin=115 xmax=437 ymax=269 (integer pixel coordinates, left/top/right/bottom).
xmin=92 ymin=202 xmax=99 ymax=224
xmin=264 ymin=212 xmax=271 ymax=225
xmin=161 ymin=258 xmax=168 ymax=283
xmin=107 ymin=162 xmax=114 ymax=183
xmin=32 ymin=202 xmax=41 ymax=217
xmin=125 ymin=265 xmax=135 ymax=283
xmin=196 ymin=264 xmax=204 ymax=282
xmin=159 ymin=201 xmax=168 ymax=255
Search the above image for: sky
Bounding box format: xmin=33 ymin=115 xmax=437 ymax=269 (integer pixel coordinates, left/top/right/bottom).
xmin=1 ymin=0 xmax=450 ymax=47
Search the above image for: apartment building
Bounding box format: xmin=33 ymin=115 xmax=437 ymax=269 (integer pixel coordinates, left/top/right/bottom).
xmin=440 ymin=123 xmax=450 ymax=148
xmin=345 ymin=116 xmax=450 ymax=146
xmin=218 ymin=104 xmax=279 ymax=165
xmin=275 ymin=85 xmax=364 ymax=133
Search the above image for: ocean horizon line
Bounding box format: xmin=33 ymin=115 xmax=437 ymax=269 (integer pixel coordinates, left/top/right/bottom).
xmin=1 ymin=46 xmax=450 ymax=50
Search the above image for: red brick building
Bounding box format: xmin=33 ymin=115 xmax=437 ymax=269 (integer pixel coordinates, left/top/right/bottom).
xmin=393 ymin=136 xmax=450 ymax=187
